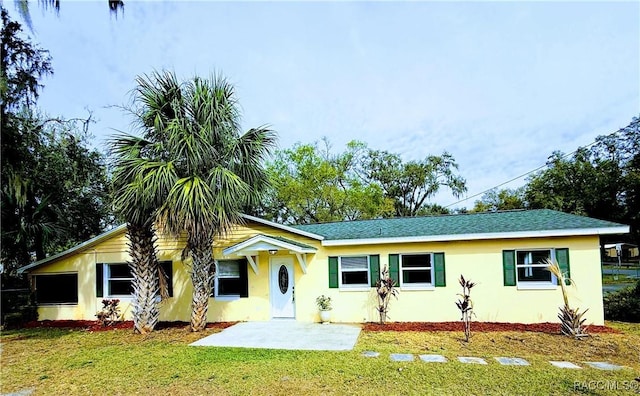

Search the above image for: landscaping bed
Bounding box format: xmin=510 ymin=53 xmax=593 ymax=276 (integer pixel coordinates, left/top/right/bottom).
xmin=22 ymin=320 xmax=620 ymax=334
xmin=23 ymin=320 xmax=236 ymax=332
xmin=363 ymin=321 xmax=620 ymax=334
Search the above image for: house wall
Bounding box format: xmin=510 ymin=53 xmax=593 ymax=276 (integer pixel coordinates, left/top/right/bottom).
xmin=30 ymin=224 xmax=605 ymax=325
xmin=30 ymin=222 xmax=322 ymax=323
xmin=312 ymin=235 xmax=604 ymax=325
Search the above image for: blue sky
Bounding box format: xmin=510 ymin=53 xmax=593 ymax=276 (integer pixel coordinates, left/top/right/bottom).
xmin=7 ymin=1 xmax=639 ymax=209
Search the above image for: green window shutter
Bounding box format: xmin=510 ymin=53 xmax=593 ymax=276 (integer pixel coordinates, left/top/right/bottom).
xmin=96 ymin=263 xmax=103 ymax=297
xmin=239 ymin=259 xmax=249 ymax=298
xmin=369 ymin=255 xmax=380 ymax=287
xmin=503 ymin=250 xmax=516 ymax=286
xmin=555 ymin=248 xmax=570 ymax=286
xmin=328 ymin=257 xmax=339 ymax=288
xmin=159 ymin=261 xmax=173 ymax=297
xmin=388 ymin=254 xmax=400 ymax=286
xmin=434 ymin=253 xmax=446 ymax=287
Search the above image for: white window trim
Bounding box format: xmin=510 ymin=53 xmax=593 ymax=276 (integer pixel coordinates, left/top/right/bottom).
xmin=399 ymin=253 xmax=435 ymax=290
xmin=104 ymin=263 xmax=134 ymax=299
xmin=515 ymin=248 xmax=558 ymax=290
xmin=214 ymin=261 xmax=241 ymax=299
xmin=338 ymin=255 xmax=370 ymax=289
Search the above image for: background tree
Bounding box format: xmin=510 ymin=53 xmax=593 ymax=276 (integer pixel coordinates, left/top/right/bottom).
xmin=1 ymin=9 xmax=111 ymax=274
xmin=124 ymin=71 xmax=275 ymax=332
xmin=365 ymin=149 xmax=467 ymax=217
xmin=524 ymin=115 xmax=639 ymax=244
xmin=13 ymin=0 xmax=124 ymax=32
xmin=259 ymin=140 xmax=394 ymax=224
xmin=471 ymin=188 xmax=526 ymax=213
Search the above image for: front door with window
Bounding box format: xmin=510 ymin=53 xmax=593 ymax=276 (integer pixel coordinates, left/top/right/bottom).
xmin=270 ymin=257 xmax=295 ymax=318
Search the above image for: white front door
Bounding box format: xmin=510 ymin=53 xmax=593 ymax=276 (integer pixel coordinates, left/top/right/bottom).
xmin=270 ymin=257 xmax=295 ymax=318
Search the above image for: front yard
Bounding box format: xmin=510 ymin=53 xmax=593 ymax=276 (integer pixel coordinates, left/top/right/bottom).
xmin=1 ymin=322 xmax=639 ymax=395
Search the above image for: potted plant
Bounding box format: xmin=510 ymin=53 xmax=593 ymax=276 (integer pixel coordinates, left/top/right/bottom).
xmin=316 ymin=295 xmax=332 ymax=324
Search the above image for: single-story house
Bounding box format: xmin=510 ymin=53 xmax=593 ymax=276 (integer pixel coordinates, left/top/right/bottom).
xmin=18 ymin=209 xmax=629 ymax=326
xmin=603 ymin=243 xmax=639 ymax=263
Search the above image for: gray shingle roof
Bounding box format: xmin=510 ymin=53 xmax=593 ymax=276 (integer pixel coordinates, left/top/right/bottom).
xmin=292 ymin=209 xmax=627 ymax=240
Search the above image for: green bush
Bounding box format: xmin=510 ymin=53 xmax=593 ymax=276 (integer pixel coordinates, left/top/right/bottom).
xmin=603 ymin=279 xmax=640 ymax=322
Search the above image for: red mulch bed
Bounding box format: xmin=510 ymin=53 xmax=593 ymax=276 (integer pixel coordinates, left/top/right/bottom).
xmin=23 ymin=320 xmax=236 ymax=332
xmin=21 ymin=320 xmax=620 ymax=334
xmin=363 ymin=322 xmax=620 ymax=334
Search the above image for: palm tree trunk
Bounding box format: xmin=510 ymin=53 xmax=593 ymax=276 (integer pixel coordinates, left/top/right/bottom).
xmin=127 ymin=221 xmax=160 ymax=334
xmin=189 ymin=238 xmax=214 ymax=332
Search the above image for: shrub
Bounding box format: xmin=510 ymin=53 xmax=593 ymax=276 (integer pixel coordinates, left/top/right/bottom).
xmin=604 ymin=280 xmax=640 ymax=322
xmin=96 ymin=299 xmax=121 ymax=326
xmin=375 ymin=267 xmax=398 ymax=324
xmin=455 ymin=274 xmax=475 ymax=342
xmin=546 ymin=259 xmax=588 ymax=338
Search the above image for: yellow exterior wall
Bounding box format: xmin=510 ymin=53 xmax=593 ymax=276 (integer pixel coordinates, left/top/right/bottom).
xmin=30 ymin=223 xmax=605 ymax=325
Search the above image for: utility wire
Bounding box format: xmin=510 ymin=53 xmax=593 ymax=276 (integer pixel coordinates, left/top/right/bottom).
xmin=444 ymin=128 xmax=619 ymax=209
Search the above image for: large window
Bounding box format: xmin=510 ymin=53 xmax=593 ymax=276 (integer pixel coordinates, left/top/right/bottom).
xmin=516 ymin=249 xmax=556 ymax=286
xmin=35 ymin=273 xmax=78 ymax=304
xmin=96 ymin=262 xmax=173 ymax=298
xmin=213 ymin=259 xmax=248 ymax=298
xmin=339 ymin=256 xmax=370 ymax=288
xmin=400 ymin=253 xmax=433 ymax=287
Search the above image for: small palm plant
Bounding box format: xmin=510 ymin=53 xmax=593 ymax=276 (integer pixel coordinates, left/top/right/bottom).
xmin=545 ymin=258 xmax=589 ymax=339
xmin=455 ymin=275 xmax=475 ymax=342
xmin=375 ymin=267 xmax=399 ymax=324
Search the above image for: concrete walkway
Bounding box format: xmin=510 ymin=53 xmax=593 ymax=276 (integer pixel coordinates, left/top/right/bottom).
xmin=190 ymin=320 xmax=361 ymax=351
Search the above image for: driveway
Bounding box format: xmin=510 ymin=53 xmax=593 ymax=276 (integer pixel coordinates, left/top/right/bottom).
xmin=190 ymin=320 xmax=362 ymax=351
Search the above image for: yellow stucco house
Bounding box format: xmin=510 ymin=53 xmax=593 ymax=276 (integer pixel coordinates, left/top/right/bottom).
xmin=19 ymin=209 xmax=628 ymax=326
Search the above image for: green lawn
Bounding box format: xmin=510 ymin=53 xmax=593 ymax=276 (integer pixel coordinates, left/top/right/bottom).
xmin=1 ymin=322 xmax=639 ymax=395
xmin=602 ymin=273 xmax=638 ymax=285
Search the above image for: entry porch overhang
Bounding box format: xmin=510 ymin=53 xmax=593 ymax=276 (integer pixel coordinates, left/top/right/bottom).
xmin=222 ymin=234 xmax=317 ymax=274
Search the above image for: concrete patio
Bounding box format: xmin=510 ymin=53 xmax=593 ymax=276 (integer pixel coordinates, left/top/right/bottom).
xmin=190 ymin=320 xmax=362 ymax=351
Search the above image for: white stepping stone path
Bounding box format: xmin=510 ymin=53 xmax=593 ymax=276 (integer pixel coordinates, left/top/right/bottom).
xmin=390 ymin=353 xmax=415 ymax=362
xmin=419 ymin=354 xmax=448 ymax=363
xmin=495 ymin=357 xmax=530 ymax=366
xmin=583 ymin=362 xmax=624 ymax=370
xmin=360 ymin=352 xmax=626 ymax=372
xmin=550 ymin=361 xmax=582 ymax=369
xmin=458 ymin=356 xmax=488 ymax=365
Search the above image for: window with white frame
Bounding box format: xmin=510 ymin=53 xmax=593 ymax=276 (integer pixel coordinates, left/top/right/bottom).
xmin=106 ymin=263 xmax=134 ymax=297
xmin=516 ymin=249 xmax=556 ymax=285
xmin=213 ymin=259 xmax=248 ymax=297
xmin=339 ymin=256 xmax=370 ymax=288
xmin=400 ymin=253 xmax=433 ymax=287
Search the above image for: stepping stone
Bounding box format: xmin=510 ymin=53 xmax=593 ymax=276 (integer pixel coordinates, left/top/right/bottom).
xmin=583 ymin=361 xmax=624 ymax=370
xmin=419 ymin=354 xmax=447 ymax=363
xmin=458 ymin=356 xmax=487 ymax=365
xmin=361 ymin=351 xmax=380 ymax=358
xmin=495 ymin=357 xmax=530 ymax=366
xmin=390 ymin=353 xmax=414 ymax=362
xmin=550 ymin=361 xmax=582 ymax=369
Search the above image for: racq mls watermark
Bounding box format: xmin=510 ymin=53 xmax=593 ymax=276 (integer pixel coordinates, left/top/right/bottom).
xmin=574 ymin=380 xmax=640 ymax=391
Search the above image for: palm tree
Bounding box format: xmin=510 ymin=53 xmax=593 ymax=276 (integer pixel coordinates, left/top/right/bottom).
xmin=109 ymin=73 xmax=183 ymax=334
xmin=125 ymin=70 xmax=275 ymax=332
xmin=110 ymin=135 xmax=167 ymax=334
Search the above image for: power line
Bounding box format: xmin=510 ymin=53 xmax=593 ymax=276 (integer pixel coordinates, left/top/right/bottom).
xmin=444 ymin=129 xmax=618 ymax=209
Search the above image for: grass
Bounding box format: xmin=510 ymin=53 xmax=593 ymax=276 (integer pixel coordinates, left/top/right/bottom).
xmin=1 ymin=322 xmax=640 ymax=395
xmin=602 ymin=273 xmax=638 ymax=285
